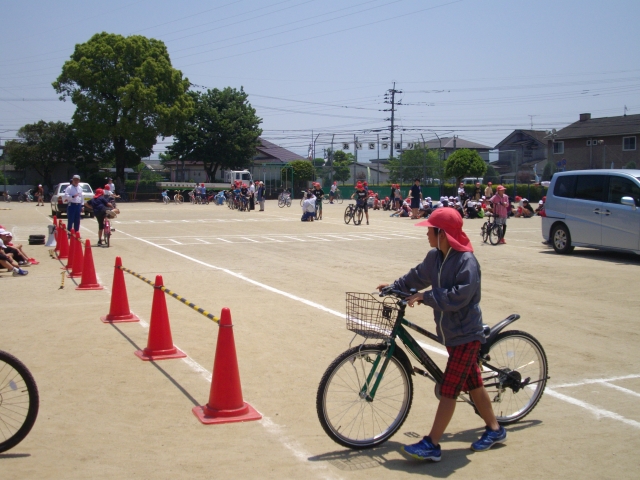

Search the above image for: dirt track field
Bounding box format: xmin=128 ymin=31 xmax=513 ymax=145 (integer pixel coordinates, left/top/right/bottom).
xmin=2 ymin=198 xmax=639 ymax=479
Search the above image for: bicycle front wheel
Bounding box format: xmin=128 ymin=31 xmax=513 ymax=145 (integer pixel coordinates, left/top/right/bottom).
xmin=489 ymin=223 xmax=502 ymax=245
xmin=344 ymin=206 xmax=352 ymax=224
xmin=337 ymin=193 xmax=343 ymax=204
xmin=354 ymin=208 xmax=363 ymax=225
xmin=316 ymin=344 xmax=413 ymax=449
xmin=483 ymin=330 xmax=548 ymax=425
xmin=174 ymin=195 xmax=183 ymax=204
xmin=0 ymin=351 xmax=39 ymax=453
xmin=481 ymin=222 xmax=489 ymax=243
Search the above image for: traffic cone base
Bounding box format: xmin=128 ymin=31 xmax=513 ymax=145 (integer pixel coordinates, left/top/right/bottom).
xmin=28 ymin=258 xmax=40 ymax=265
xmin=100 ymin=313 xmax=140 ymax=323
xmin=134 ymin=346 xmax=186 ymax=361
xmin=192 ymin=402 xmax=262 ymax=425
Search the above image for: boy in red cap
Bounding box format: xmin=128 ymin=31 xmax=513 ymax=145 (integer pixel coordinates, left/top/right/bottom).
xmin=378 ymin=208 xmax=505 ymax=462
xmin=351 ymin=182 xmax=370 ymax=225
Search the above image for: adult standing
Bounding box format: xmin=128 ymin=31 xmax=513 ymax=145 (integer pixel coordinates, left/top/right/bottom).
xmin=249 ymin=181 xmax=256 ymax=211
xmin=484 ymin=182 xmax=493 ymax=199
xmin=64 ymin=175 xmax=84 ymax=233
xmin=409 ymin=178 xmax=423 ymax=219
xmin=489 ymin=185 xmax=509 ymax=244
xmin=473 ymin=182 xmax=482 ymax=201
xmin=256 ymin=181 xmax=265 ymax=211
xmin=106 ymin=177 xmax=116 ymax=194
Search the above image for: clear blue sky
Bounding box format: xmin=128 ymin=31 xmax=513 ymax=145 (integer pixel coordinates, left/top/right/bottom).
xmin=1 ymin=0 xmax=639 ymax=161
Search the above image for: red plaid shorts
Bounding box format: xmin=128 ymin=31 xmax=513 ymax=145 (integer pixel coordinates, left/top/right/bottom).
xmin=440 ymin=340 xmax=483 ymax=399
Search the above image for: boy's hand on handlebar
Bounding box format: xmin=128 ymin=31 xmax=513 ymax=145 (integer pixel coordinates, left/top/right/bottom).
xmin=406 ymin=293 xmax=424 ymax=307
xmin=376 ymin=283 xmax=389 ymax=292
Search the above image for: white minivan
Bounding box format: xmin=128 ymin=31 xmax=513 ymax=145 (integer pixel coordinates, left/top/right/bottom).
xmin=542 ymin=169 xmax=640 ymax=254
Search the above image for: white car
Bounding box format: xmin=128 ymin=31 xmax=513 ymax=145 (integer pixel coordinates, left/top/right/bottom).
xmin=50 ymin=182 xmax=95 ymax=218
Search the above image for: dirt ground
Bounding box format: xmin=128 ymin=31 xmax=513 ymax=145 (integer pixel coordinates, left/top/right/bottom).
xmin=1 ymin=198 xmax=639 ymax=479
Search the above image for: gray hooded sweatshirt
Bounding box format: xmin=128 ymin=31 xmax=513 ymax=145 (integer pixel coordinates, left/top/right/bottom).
xmin=391 ymin=247 xmax=485 ymax=347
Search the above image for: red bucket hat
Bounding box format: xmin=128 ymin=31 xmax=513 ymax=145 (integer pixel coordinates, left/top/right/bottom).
xmin=94 ymin=188 xmax=104 ymax=198
xmin=415 ymin=208 xmax=473 ymax=252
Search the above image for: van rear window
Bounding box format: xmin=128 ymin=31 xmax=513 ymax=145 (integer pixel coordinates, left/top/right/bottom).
xmin=553 ymin=175 xmax=576 ymax=198
xmin=575 ymin=175 xmax=605 ymax=202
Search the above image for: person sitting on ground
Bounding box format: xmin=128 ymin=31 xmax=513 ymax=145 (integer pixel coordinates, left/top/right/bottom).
xmin=0 ymin=247 xmax=28 ymax=276
xmin=378 ymin=208 xmax=506 ymax=463
xmin=301 ymin=192 xmax=316 ymax=221
xmin=85 ymin=189 xmax=119 ymax=247
xmin=515 ymin=198 xmax=535 ymax=218
xmin=373 ymin=193 xmax=381 ymax=210
xmin=452 ymin=199 xmax=464 ymax=217
xmin=418 ymin=197 xmax=433 ymax=218
xmin=535 ymin=200 xmax=545 ymax=216
xmin=465 ymin=199 xmax=480 ymax=219
xmin=0 ymin=229 xmax=32 ymax=265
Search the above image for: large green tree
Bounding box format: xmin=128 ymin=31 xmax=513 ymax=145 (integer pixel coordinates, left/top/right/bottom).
xmin=5 ymin=121 xmax=79 ymax=187
xmin=167 ymin=88 xmax=262 ymax=181
xmin=284 ymin=160 xmax=315 ymax=191
xmin=53 ymin=32 xmax=193 ymax=187
xmin=444 ymin=149 xmax=487 ymax=184
xmin=389 ymin=147 xmax=442 ymax=183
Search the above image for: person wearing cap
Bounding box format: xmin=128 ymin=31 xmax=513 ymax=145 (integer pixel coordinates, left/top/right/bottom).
xmin=64 ymin=175 xmax=85 ymax=233
xmin=409 ymin=178 xmax=423 ymax=219
xmin=312 ymin=182 xmax=324 ymax=220
xmin=35 ymin=184 xmax=45 ymax=206
xmin=85 ymin=189 xmax=119 ymax=247
xmin=484 ymin=182 xmax=493 ymax=199
xmin=351 ymin=182 xmax=370 ymax=225
xmin=377 ymin=208 xmax=506 ymax=461
xmin=473 ymin=182 xmax=482 ymax=201
xmin=105 ymin=177 xmax=116 ymax=194
xmin=515 ymin=198 xmax=534 ymax=218
xmin=0 ymin=239 xmax=29 ymax=275
xmin=489 ymin=185 xmax=509 ymax=244
xmin=535 ymin=199 xmax=545 ymax=216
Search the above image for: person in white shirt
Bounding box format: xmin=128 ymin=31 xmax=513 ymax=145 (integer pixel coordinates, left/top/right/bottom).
xmin=329 ymin=182 xmax=337 ymax=203
xmin=106 ymin=177 xmax=116 ymax=194
xmin=64 ymin=175 xmax=85 ymax=233
xmin=248 ymin=181 xmax=256 ymax=210
xmin=301 ymin=192 xmax=316 ymax=221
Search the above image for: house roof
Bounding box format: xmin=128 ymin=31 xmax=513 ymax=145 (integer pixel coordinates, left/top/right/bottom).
xmin=422 ymin=136 xmax=492 ymax=150
xmin=555 ymin=114 xmax=640 ymax=139
xmin=255 ymin=138 xmax=304 ymax=163
xmin=494 ymin=130 xmax=548 ymax=149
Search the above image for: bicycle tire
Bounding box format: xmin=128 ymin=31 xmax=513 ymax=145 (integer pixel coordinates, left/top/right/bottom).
xmin=337 ymin=194 xmax=343 ymax=204
xmin=286 ymin=198 xmax=292 ymax=207
xmin=323 ymin=196 xmax=330 ymax=204
xmin=481 ymin=330 xmax=548 ymax=425
xmin=0 ymin=351 xmax=39 ymax=453
xmin=174 ymin=195 xmax=183 ymax=205
xmin=489 ymin=223 xmax=502 ymax=245
xmin=344 ymin=206 xmax=352 ymax=224
xmin=354 ymin=207 xmax=363 ymax=225
xmin=317 ymin=344 xmax=413 ymax=449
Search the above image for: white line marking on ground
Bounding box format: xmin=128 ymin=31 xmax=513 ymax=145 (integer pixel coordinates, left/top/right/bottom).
xmin=283 ymin=236 xmax=305 ymax=242
xmin=552 ymin=374 xmax=640 ymax=388
xmin=196 ymin=238 xmax=211 ymax=244
xmin=262 ymin=237 xmax=283 ymax=242
xmin=217 ymin=238 xmax=232 ymax=243
xmin=169 ymin=239 xmax=182 ymax=245
xmin=241 ymin=237 xmax=259 ymax=243
xmin=307 ymin=236 xmax=331 ymax=242
xmin=544 ymin=388 xmax=640 ymax=429
xmin=601 ymin=382 xmax=640 ymax=398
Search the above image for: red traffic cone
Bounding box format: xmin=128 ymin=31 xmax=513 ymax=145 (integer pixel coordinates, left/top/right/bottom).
xmin=68 ymin=232 xmax=83 ymax=278
xmin=134 ymin=275 xmax=186 ymax=361
xmin=77 ymin=239 xmax=103 ymax=290
xmin=64 ymin=228 xmax=76 ymax=269
xmin=57 ymin=224 xmax=69 ymax=259
xmin=192 ymin=308 xmax=261 ymax=424
xmin=101 ymin=257 xmax=140 ymax=323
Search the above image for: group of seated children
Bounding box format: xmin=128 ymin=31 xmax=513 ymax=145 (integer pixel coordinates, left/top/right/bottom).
xmin=0 ymin=227 xmax=33 ymax=276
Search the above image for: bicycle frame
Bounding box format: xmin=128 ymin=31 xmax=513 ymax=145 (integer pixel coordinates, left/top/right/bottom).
xmin=357 ymin=300 xmax=531 ymax=407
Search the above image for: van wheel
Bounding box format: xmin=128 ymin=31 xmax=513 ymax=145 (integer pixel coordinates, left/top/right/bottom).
xmin=551 ymin=224 xmax=574 ymax=254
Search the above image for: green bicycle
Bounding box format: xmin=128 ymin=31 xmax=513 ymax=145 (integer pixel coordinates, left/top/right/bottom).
xmin=316 ymin=288 xmax=548 ymax=449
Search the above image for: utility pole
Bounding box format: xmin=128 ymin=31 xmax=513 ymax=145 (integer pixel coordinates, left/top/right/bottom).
xmin=384 ymin=82 xmax=402 ymax=162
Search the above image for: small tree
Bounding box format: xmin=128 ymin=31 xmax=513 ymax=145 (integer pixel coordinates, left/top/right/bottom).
xmin=484 ymin=164 xmax=499 ymax=184
xmin=388 ymin=147 xmax=441 ymax=183
xmin=541 ymin=162 xmax=556 ymax=181
xmin=284 ymin=160 xmax=315 ymax=191
xmin=624 ymin=161 xmax=637 ymax=169
xmin=444 ymin=149 xmax=487 ymax=185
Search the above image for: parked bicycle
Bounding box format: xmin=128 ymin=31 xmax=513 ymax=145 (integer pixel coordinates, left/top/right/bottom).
xmin=0 ymin=350 xmax=39 ymax=453
xmin=161 ymin=190 xmax=170 ymax=205
xmin=316 ymin=288 xmax=548 ymax=449
xmin=173 ymin=191 xmax=184 ymax=204
xmin=18 ymin=190 xmax=33 ymax=203
xmin=481 ymin=214 xmax=504 ymax=245
xmin=344 ymin=203 xmax=365 ymax=225
xmin=325 ymin=189 xmax=343 ymax=204
xmin=2 ymin=192 xmax=11 ymax=203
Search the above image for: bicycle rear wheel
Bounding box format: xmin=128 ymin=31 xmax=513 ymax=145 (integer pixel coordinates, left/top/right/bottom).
xmin=344 ymin=206 xmax=352 ymax=224
xmin=482 ymin=330 xmax=548 ymax=425
xmin=278 ymin=197 xmax=285 ymax=208
xmin=481 ymin=222 xmax=489 ymax=243
xmin=337 ymin=193 xmax=343 ymax=204
xmin=317 ymin=344 xmax=413 ymax=449
xmin=0 ymin=351 xmax=39 ymax=453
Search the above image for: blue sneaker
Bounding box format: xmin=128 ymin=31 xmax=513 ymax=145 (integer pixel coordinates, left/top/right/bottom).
xmin=471 ymin=426 xmax=507 ymax=451
xmin=402 ymin=436 xmax=441 ymax=461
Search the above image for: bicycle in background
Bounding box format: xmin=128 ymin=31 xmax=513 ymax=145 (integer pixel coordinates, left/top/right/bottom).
xmin=173 ymin=191 xmax=184 ymax=204
xmin=0 ymin=350 xmax=39 ymax=453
